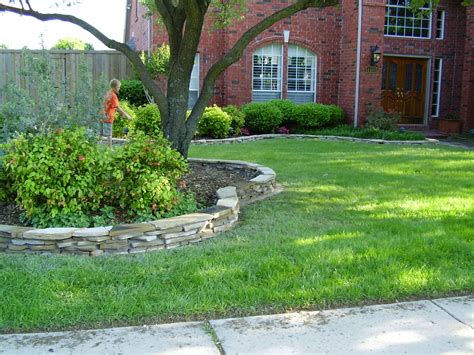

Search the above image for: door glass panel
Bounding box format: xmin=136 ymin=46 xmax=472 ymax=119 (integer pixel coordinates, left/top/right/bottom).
xmin=415 ymin=64 xmax=422 ymax=92
xmin=405 ymin=64 xmax=413 ymax=91
xmin=389 ymin=63 xmax=397 ymax=90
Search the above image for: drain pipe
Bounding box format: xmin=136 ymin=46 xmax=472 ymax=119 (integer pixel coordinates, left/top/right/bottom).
xmin=354 ymin=0 xmax=363 ymax=128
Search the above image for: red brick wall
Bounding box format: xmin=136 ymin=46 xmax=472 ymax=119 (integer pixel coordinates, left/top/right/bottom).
xmin=460 ymin=5 xmax=474 ymax=133
xmin=127 ymin=0 xmax=470 ymax=129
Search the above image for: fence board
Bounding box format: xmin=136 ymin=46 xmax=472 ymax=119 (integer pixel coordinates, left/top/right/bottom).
xmin=0 ymin=49 xmax=133 ymax=105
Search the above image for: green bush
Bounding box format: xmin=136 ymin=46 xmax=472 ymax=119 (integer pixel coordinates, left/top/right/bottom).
xmin=222 ymin=105 xmax=245 ymax=136
xmin=119 ymin=80 xmax=148 ymax=107
xmin=242 ymin=102 xmax=283 ymax=134
xmin=365 ymin=110 xmax=400 ymax=131
xmin=1 ymin=128 xmax=107 ymax=227
xmin=198 ymin=105 xmax=232 ymax=139
xmin=326 ymin=105 xmax=345 ymax=126
xmin=132 ymin=103 xmax=162 ymax=138
xmin=269 ymin=100 xmax=297 ymax=124
xmin=113 ymin=101 xmax=136 ymax=138
xmin=110 ymin=132 xmax=189 ymax=218
xmin=293 ymin=103 xmax=331 ymax=128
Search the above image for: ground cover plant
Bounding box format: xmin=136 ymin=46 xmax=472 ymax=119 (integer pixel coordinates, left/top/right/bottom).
xmin=0 ymin=139 xmax=472 ymax=333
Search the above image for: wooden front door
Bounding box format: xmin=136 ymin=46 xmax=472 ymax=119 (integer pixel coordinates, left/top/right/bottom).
xmin=381 ymin=57 xmax=427 ymax=124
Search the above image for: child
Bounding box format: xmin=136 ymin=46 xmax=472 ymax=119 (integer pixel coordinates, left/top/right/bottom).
xmin=103 ymin=78 xmax=132 ymax=148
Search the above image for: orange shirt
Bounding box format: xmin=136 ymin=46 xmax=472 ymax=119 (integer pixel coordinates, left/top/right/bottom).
xmin=103 ymin=90 xmax=119 ymax=123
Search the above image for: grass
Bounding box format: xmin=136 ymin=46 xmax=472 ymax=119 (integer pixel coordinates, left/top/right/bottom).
xmin=0 ymin=138 xmax=473 ymax=333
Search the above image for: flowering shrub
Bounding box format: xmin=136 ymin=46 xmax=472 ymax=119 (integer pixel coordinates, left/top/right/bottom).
xmin=277 ymin=126 xmax=290 ymax=134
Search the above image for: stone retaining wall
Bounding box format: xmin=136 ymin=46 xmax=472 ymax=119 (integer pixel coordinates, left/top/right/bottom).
xmin=0 ymin=159 xmax=277 ymax=256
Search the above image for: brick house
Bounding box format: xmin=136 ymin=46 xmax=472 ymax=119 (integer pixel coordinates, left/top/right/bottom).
xmin=125 ymin=0 xmax=474 ymax=133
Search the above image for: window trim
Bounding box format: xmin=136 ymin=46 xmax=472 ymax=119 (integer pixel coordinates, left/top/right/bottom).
xmin=384 ymin=0 xmax=432 ymax=39
xmin=436 ymin=9 xmax=445 ymax=40
xmin=287 ymin=45 xmax=317 ymax=95
xmin=252 ymin=44 xmax=283 ymax=94
xmin=431 ymin=58 xmax=442 ymax=117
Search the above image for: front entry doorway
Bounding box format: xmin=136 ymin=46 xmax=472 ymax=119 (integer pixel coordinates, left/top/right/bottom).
xmin=381 ymin=56 xmax=428 ymax=125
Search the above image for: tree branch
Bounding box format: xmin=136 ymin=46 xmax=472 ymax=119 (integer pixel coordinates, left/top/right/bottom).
xmin=0 ymin=2 xmax=168 ymax=110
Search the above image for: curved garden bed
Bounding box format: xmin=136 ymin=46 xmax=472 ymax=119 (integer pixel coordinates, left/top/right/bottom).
xmin=0 ymin=158 xmax=278 ymax=256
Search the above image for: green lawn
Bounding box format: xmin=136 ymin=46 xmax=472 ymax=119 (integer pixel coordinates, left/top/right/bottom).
xmin=0 ymin=139 xmax=473 ymax=333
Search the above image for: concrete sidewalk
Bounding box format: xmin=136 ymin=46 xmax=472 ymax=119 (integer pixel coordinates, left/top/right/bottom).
xmin=1 ymin=296 xmax=472 ymax=354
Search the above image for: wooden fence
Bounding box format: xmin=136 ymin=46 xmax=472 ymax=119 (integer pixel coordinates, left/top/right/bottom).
xmin=0 ymin=49 xmax=133 ymax=105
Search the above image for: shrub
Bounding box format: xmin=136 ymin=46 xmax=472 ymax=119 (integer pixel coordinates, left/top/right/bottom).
xmin=132 ymin=103 xmax=162 ymax=138
xmin=242 ymin=102 xmax=283 ymax=134
xmin=198 ymin=105 xmax=232 ymax=139
xmin=222 ymin=105 xmax=245 ymax=136
xmin=269 ymin=100 xmax=297 ymax=124
xmin=110 ymin=132 xmax=189 ymax=218
xmin=365 ymin=110 xmax=400 ymax=130
xmin=119 ymin=80 xmax=148 ymax=107
xmin=113 ymin=101 xmax=136 ymax=138
xmin=293 ymin=103 xmax=331 ymax=128
xmin=1 ymin=128 xmax=107 ymax=227
xmin=326 ymin=105 xmax=345 ymax=126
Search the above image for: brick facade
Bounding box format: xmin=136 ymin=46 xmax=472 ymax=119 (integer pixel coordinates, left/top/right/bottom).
xmin=127 ymin=0 xmax=473 ymax=131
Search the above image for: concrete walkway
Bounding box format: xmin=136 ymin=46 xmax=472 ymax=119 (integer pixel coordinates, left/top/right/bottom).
xmin=1 ymin=296 xmax=472 ymax=354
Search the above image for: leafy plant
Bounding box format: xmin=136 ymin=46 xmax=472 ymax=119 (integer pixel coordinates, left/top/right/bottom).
xmin=269 ymin=100 xmax=297 ymax=125
xmin=365 ymin=110 xmax=401 ymax=130
xmin=119 ymin=80 xmax=148 ymax=106
xmin=326 ymin=105 xmax=345 ymax=126
xmin=198 ymin=105 xmax=232 ymax=139
xmin=113 ymin=101 xmax=136 ymax=138
xmin=293 ymin=103 xmax=331 ymax=129
xmin=222 ymin=105 xmax=245 ymax=136
xmin=132 ymin=103 xmax=162 ymax=138
xmin=139 ymin=43 xmax=170 ymax=79
xmin=51 ymin=37 xmax=94 ymax=50
xmin=242 ymin=102 xmax=283 ymax=134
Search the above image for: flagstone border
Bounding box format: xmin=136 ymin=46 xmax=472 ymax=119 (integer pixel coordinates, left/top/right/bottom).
xmin=0 ymin=159 xmax=278 ymax=256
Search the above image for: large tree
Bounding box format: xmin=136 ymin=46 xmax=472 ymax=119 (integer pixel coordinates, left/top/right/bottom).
xmin=0 ymin=0 xmax=456 ymax=156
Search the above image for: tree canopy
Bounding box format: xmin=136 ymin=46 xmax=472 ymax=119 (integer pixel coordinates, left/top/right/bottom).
xmin=51 ymin=37 xmax=94 ymax=50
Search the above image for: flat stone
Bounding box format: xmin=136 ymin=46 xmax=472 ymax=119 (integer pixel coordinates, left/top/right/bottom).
xmin=257 ymin=167 xmax=276 ymax=175
xmin=200 ymin=205 xmax=232 ymax=219
xmin=217 ymin=186 xmax=237 ymax=199
xmin=73 ymin=227 xmax=112 ymax=237
xmin=111 ymin=231 xmax=145 ymax=240
xmin=183 ymin=221 xmax=208 ymax=232
xmin=160 ymin=229 xmax=198 ymax=240
xmin=30 ymin=245 xmax=59 ymax=251
xmin=7 ymin=244 xmax=29 ymax=251
xmin=11 ymin=239 xmax=46 ymax=246
xmin=57 ymin=241 xmax=76 ymax=248
xmin=217 ymin=197 xmax=239 ymax=211
xmin=130 ymin=239 xmax=166 ymax=248
xmin=250 ymin=174 xmax=274 ymax=184
xmin=149 ymin=213 xmax=213 ymax=230
xmin=131 ymin=235 xmax=157 ymax=242
xmin=109 ymin=223 xmax=156 ymax=237
xmin=145 ymin=226 xmax=183 ymax=236
xmin=85 ymin=236 xmax=110 ymax=242
xmin=0 ymin=225 xmax=35 ymax=238
xmin=23 ymin=228 xmax=78 ymax=240
xmin=90 ymin=250 xmax=104 ymax=257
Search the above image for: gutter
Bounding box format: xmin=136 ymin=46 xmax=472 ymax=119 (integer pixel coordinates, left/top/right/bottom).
xmin=354 ymin=0 xmax=363 ymax=128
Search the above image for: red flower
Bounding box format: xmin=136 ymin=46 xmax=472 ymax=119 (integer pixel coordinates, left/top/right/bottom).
xmin=78 ymin=155 xmax=85 ymax=162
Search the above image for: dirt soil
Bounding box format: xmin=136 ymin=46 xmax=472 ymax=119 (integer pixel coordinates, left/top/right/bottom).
xmin=0 ymin=163 xmax=257 ymax=227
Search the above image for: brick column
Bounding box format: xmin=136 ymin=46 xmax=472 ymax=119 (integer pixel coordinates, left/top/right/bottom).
xmin=460 ymin=6 xmax=474 ymax=133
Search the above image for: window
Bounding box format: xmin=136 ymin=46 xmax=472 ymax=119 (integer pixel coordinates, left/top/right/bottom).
xmin=384 ymin=0 xmax=432 ymax=38
xmin=431 ymin=58 xmax=442 ymax=117
xmin=252 ymin=44 xmax=282 ymax=102
xmin=436 ymin=10 xmax=445 ymax=39
xmin=188 ymin=54 xmax=199 ymax=109
xmin=287 ymin=45 xmax=316 ymax=103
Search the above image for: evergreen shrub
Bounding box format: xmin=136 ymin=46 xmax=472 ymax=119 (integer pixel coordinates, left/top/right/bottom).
xmin=293 ymin=103 xmax=331 ymax=128
xmin=222 ymin=105 xmax=245 ymax=136
xmin=198 ymin=105 xmax=232 ymax=139
xmin=242 ymin=102 xmax=283 ymax=134
xmin=269 ymin=100 xmax=297 ymax=124
xmin=119 ymin=80 xmax=148 ymax=107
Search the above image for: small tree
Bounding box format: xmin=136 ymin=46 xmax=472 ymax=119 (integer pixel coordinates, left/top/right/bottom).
xmin=51 ymin=37 xmax=94 ymax=50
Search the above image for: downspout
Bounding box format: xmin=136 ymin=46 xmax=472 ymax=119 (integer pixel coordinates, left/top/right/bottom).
xmin=147 ymin=16 xmax=152 ymax=56
xmin=354 ymin=0 xmax=363 ymax=128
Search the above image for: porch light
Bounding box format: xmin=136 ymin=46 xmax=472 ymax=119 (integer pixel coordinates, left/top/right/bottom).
xmin=370 ymin=45 xmax=381 ymax=66
xmin=283 ymin=30 xmax=290 ymax=43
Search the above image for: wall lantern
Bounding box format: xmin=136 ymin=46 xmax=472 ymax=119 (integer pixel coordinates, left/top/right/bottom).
xmin=370 ymin=45 xmax=381 ymax=66
xmin=283 ymin=30 xmax=290 ymax=44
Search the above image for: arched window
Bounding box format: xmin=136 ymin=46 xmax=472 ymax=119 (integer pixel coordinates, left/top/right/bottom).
xmin=188 ymin=54 xmax=199 ymax=109
xmin=287 ymin=45 xmax=316 ymax=104
xmin=252 ymin=44 xmax=282 ymax=102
